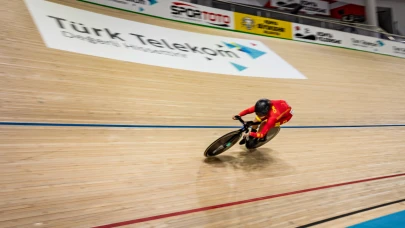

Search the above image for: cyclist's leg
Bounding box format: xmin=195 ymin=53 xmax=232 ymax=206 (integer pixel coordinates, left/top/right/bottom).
xmin=259 ymin=113 xmax=292 ymax=142
xmin=240 ymin=115 xmax=262 ymax=145
xmin=258 ymin=119 xmax=267 ymax=132
xmin=251 ymin=115 xmax=262 ymax=131
xmin=255 ymin=120 xmax=268 ymax=142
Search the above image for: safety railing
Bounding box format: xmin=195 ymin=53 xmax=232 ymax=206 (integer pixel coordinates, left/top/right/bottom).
xmin=210 ymin=0 xmax=405 ymax=43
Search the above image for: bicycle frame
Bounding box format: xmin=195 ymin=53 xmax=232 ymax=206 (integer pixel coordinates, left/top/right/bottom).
xmin=234 ymin=116 xmax=261 ymax=133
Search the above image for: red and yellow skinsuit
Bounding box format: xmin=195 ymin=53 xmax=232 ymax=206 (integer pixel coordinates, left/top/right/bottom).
xmin=239 ymin=100 xmax=293 ymax=138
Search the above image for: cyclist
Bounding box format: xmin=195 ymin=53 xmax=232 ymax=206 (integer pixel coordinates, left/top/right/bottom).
xmin=233 ymin=98 xmax=293 ymax=145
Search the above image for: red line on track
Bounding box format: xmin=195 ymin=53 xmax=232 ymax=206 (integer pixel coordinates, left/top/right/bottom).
xmin=93 ymin=172 xmax=405 ymax=228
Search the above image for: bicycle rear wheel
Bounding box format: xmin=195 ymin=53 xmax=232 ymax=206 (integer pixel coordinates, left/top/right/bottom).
xmin=204 ymin=130 xmax=242 ymax=157
xmin=246 ymin=127 xmax=280 ymax=149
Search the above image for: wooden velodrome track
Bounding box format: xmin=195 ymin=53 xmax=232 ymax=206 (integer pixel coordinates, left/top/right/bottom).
xmin=1 ymin=0 xmax=405 ymax=227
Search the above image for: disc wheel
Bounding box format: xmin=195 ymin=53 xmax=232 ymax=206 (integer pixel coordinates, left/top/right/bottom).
xmin=246 ymin=127 xmax=280 ymax=149
xmin=204 ymin=130 xmax=242 ymax=157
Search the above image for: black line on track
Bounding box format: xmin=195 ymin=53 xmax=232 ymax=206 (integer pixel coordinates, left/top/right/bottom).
xmin=296 ymin=198 xmax=405 ymax=227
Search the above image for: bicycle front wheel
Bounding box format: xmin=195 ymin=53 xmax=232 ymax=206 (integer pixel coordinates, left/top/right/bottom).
xmin=204 ymin=130 xmax=242 ymax=157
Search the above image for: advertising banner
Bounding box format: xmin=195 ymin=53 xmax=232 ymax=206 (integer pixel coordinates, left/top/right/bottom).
xmin=229 ymin=0 xmax=269 ymax=7
xmin=300 ymin=0 xmax=330 ymax=15
xmin=234 ymin=12 xmax=292 ymax=39
xmin=81 ymin=0 xmax=405 ymax=59
xmin=292 ymin=23 xmax=345 ymax=47
xmin=81 ymin=0 xmax=235 ymax=29
xmin=292 ymin=23 xmax=405 ymax=58
xmin=24 ymin=0 xmax=307 ymax=79
xmin=389 ymin=43 xmax=405 ymax=58
xmin=271 ymin=0 xmax=330 ymax=16
xmin=346 ymin=33 xmax=391 ymax=55
xmin=271 ymin=0 xmax=301 ymax=9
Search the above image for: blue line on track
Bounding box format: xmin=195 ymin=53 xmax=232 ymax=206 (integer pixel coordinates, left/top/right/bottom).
xmin=0 ymin=122 xmax=405 ymax=129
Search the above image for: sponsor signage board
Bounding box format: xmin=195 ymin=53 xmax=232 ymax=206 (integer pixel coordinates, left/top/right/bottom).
xmin=81 ymin=0 xmax=405 ymax=59
xmin=234 ymin=12 xmax=292 ymax=39
xmin=271 ymin=0 xmax=301 ymax=9
xmin=300 ymin=0 xmax=330 ymax=15
xmin=390 ymin=44 xmax=405 ymax=58
xmin=81 ymin=0 xmax=235 ymax=29
xmin=292 ymin=23 xmax=345 ymax=47
xmin=24 ymin=0 xmax=307 ymax=79
xmin=347 ymin=33 xmax=391 ymax=55
xmin=271 ymin=0 xmax=330 ymax=16
xmin=292 ymin=23 xmax=405 ymax=59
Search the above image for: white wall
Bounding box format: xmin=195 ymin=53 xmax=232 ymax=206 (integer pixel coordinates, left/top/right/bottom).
xmin=330 ymin=0 xmax=405 ymax=35
xmin=377 ymin=0 xmax=405 ymax=35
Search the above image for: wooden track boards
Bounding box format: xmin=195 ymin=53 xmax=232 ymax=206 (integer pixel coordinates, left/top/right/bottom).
xmin=1 ymin=0 xmax=405 ymax=227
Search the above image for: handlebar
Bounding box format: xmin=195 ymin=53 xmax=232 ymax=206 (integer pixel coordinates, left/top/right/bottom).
xmin=234 ymin=115 xmax=245 ymax=125
xmin=234 ymin=115 xmax=261 ymax=128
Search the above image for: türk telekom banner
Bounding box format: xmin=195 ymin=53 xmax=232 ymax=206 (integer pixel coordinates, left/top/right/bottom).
xmin=81 ymin=0 xmax=235 ymax=29
xmin=271 ymin=0 xmax=330 ymax=16
xmin=24 ymin=0 xmax=307 ymax=79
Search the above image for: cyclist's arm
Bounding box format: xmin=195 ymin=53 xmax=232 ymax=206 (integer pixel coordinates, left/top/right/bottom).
xmin=239 ymin=106 xmax=255 ymax=116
